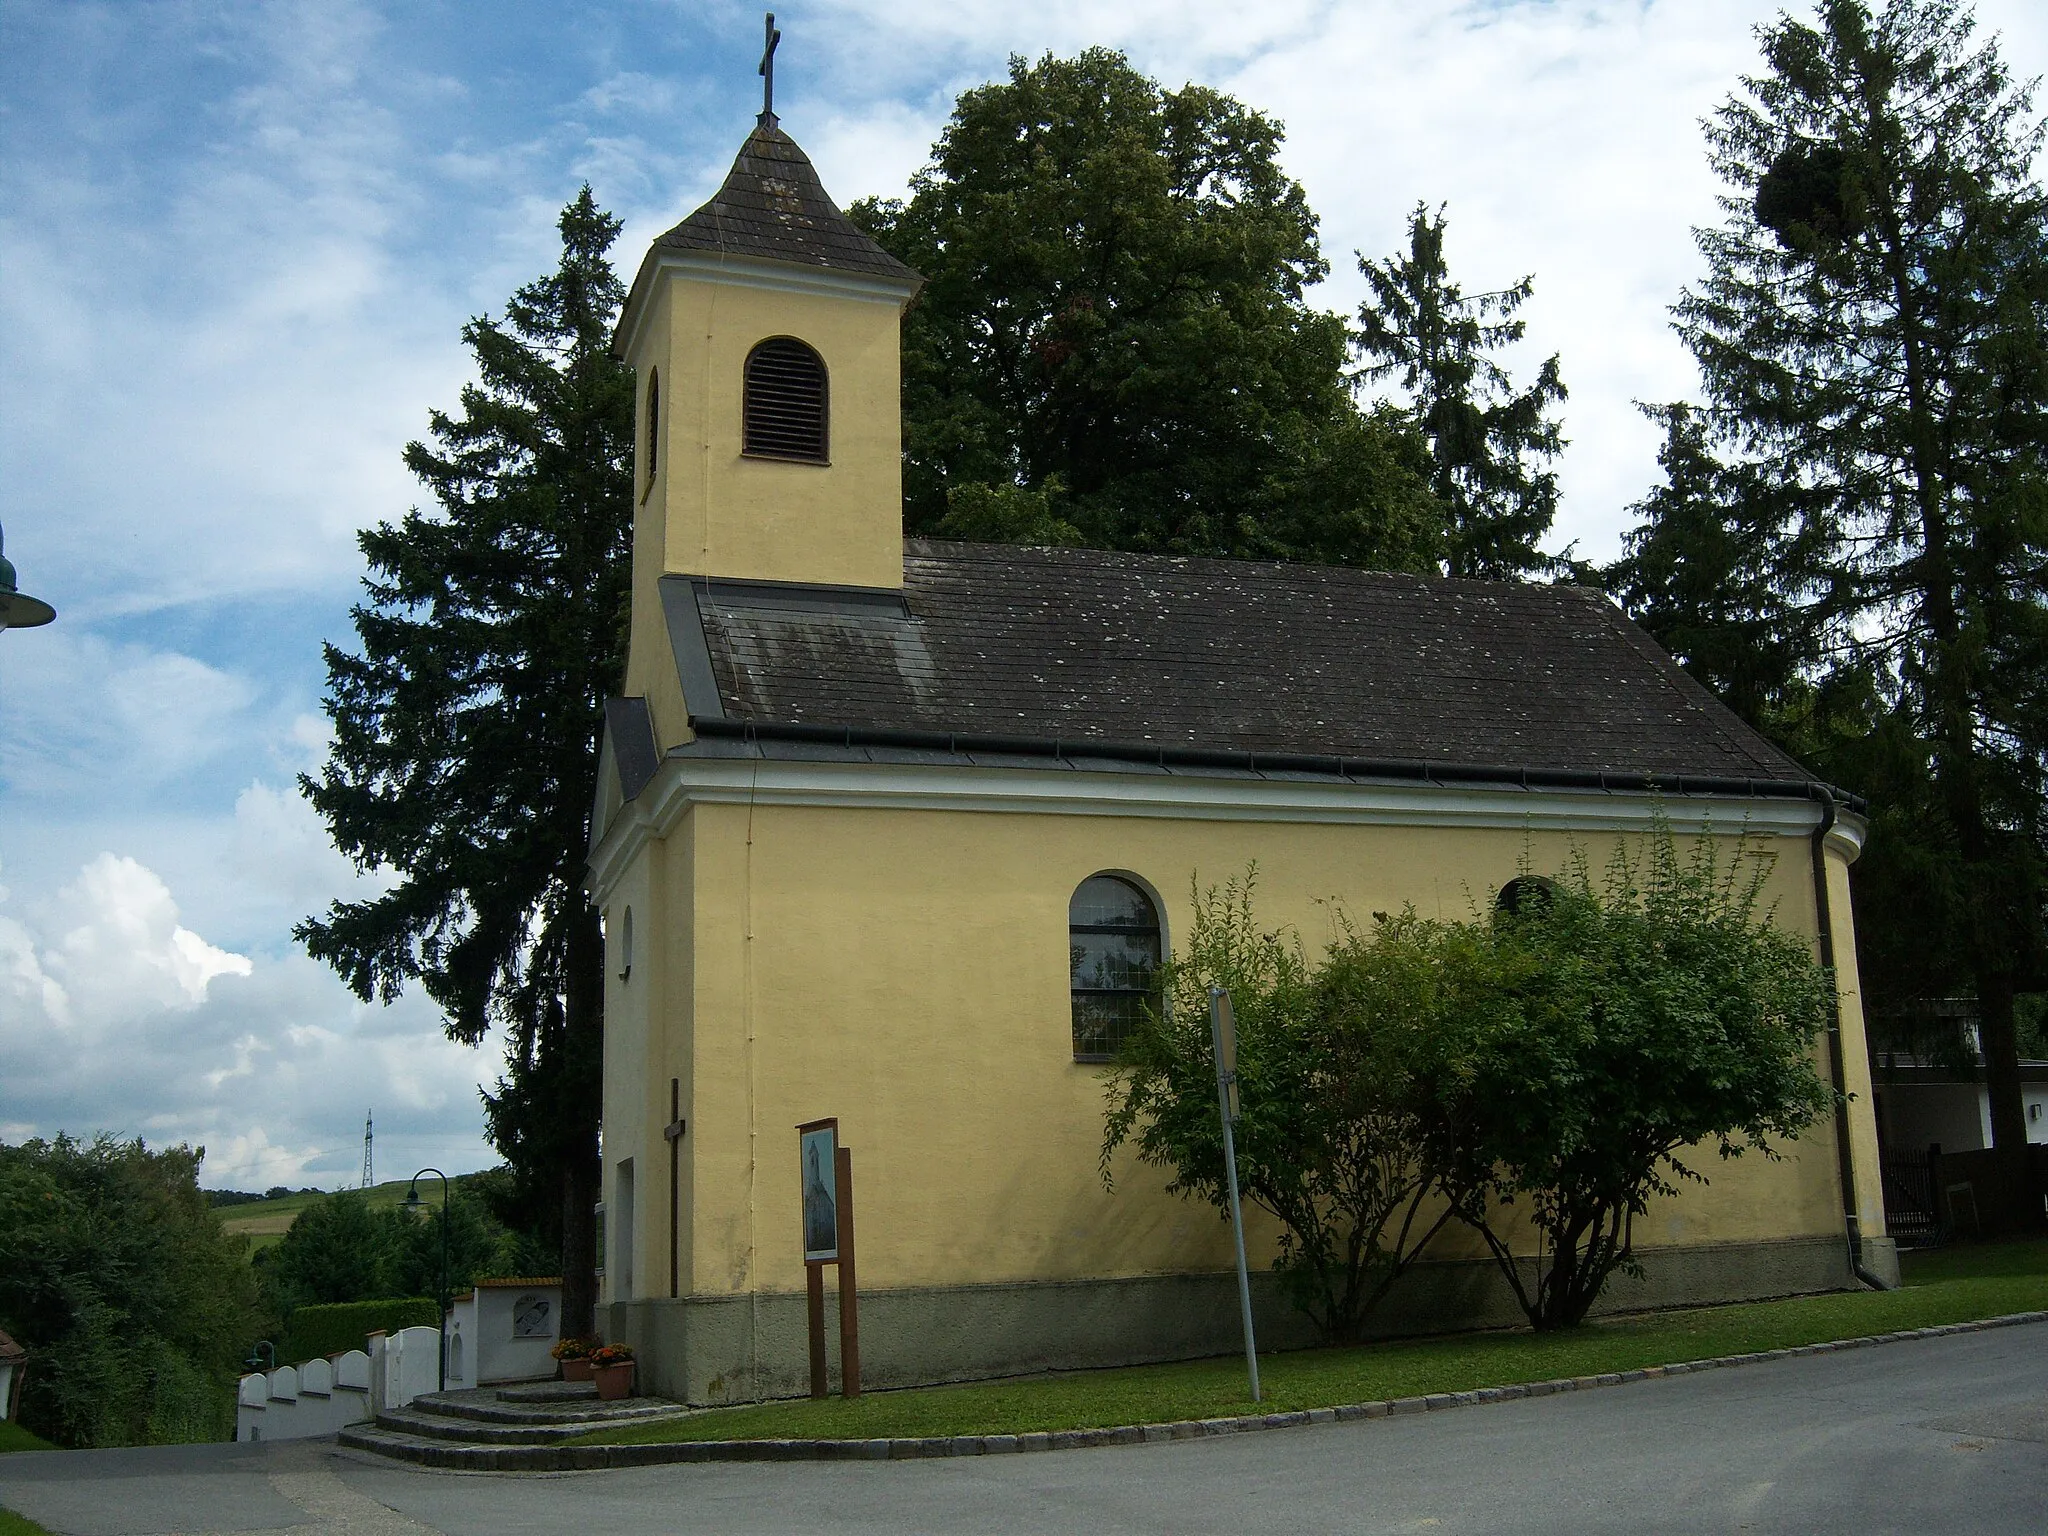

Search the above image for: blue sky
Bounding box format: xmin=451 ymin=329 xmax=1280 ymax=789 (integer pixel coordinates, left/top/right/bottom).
xmin=3 ymin=0 xmax=2043 ymax=1190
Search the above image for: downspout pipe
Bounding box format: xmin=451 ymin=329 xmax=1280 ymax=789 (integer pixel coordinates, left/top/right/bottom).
xmin=1810 ymin=784 xmax=1894 ymax=1291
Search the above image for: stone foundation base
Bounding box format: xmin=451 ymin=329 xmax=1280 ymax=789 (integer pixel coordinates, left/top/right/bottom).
xmin=604 ymin=1234 xmax=1870 ymax=1406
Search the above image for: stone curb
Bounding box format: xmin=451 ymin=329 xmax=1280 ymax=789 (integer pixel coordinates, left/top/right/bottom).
xmin=338 ymin=1309 xmax=2048 ymax=1473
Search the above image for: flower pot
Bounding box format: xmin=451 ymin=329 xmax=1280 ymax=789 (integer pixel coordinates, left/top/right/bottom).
xmin=593 ymin=1361 xmax=635 ymax=1401
xmin=561 ymin=1358 xmax=595 ymax=1382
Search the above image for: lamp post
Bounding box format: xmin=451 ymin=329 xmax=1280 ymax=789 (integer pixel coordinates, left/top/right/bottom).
xmin=402 ymin=1168 xmax=451 ymax=1391
xmin=0 ymin=523 xmax=56 ymax=631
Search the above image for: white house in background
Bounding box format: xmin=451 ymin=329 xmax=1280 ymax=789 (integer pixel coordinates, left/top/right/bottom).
xmin=441 ymin=1278 xmax=562 ymax=1390
xmin=1873 ymin=1059 xmax=2048 ymax=1155
xmin=0 ymin=1327 xmax=24 ymax=1420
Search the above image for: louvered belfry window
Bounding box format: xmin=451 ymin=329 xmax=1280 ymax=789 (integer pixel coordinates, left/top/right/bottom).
xmin=743 ymin=337 xmax=829 ymax=462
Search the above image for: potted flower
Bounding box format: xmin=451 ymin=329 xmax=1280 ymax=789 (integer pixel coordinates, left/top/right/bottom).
xmin=589 ymin=1342 xmax=635 ymax=1401
xmin=552 ymin=1335 xmax=599 ymax=1382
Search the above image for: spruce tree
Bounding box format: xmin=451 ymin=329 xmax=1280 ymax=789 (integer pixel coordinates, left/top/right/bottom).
xmin=298 ymin=188 xmax=635 ymax=1326
xmin=1609 ymin=402 xmax=1822 ymax=727
xmin=1353 ymin=203 xmax=1568 ymax=580
xmin=1657 ymin=0 xmax=2048 ymax=1205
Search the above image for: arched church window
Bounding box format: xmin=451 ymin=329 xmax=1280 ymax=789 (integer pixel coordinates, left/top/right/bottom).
xmin=742 ymin=337 xmax=828 ymax=462
xmin=1495 ymin=876 xmax=1560 ymax=919
xmin=1070 ymin=874 xmax=1161 ymax=1062
xmin=645 ymin=369 xmax=660 ymax=484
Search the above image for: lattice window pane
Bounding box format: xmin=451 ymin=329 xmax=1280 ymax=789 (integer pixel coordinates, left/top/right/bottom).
xmin=1069 ymin=875 xmax=1160 ymax=1061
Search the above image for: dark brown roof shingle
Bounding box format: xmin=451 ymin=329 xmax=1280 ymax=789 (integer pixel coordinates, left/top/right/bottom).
xmin=651 ymin=124 xmax=917 ymax=282
xmin=682 ymin=541 xmax=1807 ymax=783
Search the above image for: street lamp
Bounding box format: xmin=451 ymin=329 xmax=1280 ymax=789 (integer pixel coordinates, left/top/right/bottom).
xmin=402 ymin=1168 xmax=451 ymax=1391
xmin=0 ymin=523 xmax=56 ymax=631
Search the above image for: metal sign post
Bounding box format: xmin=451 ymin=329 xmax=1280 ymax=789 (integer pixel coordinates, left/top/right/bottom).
xmin=1209 ymin=987 xmax=1260 ymax=1404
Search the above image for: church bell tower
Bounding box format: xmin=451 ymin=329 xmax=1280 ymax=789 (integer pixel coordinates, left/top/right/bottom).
xmin=611 ymin=54 xmax=921 ymax=738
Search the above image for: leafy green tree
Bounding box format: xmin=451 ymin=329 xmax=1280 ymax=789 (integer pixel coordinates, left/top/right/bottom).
xmin=255 ymin=1184 xmax=518 ymax=1322
xmin=384 ymin=1185 xmax=516 ymax=1303
xmin=257 ymin=1189 xmax=393 ymax=1310
xmin=0 ymin=1136 xmax=260 ymax=1447
xmin=1429 ymin=832 xmax=1839 ymax=1330
xmin=853 ymin=48 xmax=1443 ymax=572
xmin=1103 ymin=874 xmax=1461 ymax=1344
xmin=1353 ymin=203 xmax=1568 ymax=580
xmin=1663 ymin=0 xmax=2048 ymax=1196
xmin=297 ymin=188 xmax=636 ymax=1332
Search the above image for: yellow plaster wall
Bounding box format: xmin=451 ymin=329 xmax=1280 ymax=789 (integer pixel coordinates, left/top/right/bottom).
xmin=620 ymin=802 xmax=1869 ymax=1308
xmin=629 ymin=270 xmax=906 ymax=597
xmin=622 ymin=277 xmax=692 ymax=750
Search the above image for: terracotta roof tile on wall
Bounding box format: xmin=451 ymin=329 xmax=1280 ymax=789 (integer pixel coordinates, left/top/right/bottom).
xmin=690 ymin=540 xmax=1808 ymax=783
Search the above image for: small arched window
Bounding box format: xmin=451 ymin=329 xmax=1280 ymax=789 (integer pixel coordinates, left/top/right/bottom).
xmin=743 ymin=337 xmax=828 ymax=462
xmin=1495 ymin=876 xmax=1560 ymax=919
xmin=1070 ymin=875 xmax=1161 ymax=1062
xmin=645 ymin=368 xmax=660 ymax=484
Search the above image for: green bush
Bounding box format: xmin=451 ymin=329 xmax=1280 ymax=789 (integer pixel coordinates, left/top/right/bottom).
xmin=279 ymin=1298 xmax=438 ymax=1364
xmin=0 ymin=1135 xmax=260 ymax=1448
xmin=1104 ymin=819 xmax=1840 ymax=1341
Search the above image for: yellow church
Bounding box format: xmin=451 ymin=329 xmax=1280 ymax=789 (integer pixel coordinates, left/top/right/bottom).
xmin=587 ymin=108 xmax=1895 ymax=1405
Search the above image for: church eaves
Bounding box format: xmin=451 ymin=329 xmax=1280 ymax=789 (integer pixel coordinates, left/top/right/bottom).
xmin=617 ymin=123 xmax=920 ymax=353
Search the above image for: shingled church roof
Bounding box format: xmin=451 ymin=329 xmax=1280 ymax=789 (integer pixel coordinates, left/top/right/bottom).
xmin=647 ymin=541 xmax=1819 ymax=795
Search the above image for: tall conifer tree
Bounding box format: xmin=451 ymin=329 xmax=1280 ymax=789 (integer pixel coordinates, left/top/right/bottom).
xmin=298 ymin=189 xmax=635 ymax=1324
xmin=1641 ymin=0 xmax=2047 ymax=1201
xmin=1610 ymin=403 xmax=1822 ymax=727
xmin=1353 ymin=203 xmax=1568 ymax=580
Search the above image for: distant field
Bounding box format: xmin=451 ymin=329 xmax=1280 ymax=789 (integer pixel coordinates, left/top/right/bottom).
xmin=216 ymin=1178 xmax=422 ymax=1254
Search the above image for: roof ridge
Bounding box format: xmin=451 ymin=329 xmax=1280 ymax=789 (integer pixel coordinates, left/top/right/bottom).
xmin=906 ymin=538 xmax=1573 ymax=596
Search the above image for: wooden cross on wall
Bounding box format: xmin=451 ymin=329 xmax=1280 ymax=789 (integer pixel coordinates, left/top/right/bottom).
xmin=665 ymin=1079 xmax=685 ymax=1298
xmin=758 ymin=12 xmax=782 ymax=125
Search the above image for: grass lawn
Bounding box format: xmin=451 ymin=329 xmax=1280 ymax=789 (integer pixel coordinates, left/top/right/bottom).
xmin=0 ymin=1422 xmax=54 ymax=1455
xmin=217 ymin=1178 xmax=421 ymax=1255
xmin=577 ymin=1238 xmax=2048 ymax=1447
xmin=0 ymin=1510 xmax=54 ymax=1536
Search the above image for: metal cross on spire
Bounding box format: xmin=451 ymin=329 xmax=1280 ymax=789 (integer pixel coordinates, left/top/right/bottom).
xmin=758 ymin=12 xmax=782 ymax=125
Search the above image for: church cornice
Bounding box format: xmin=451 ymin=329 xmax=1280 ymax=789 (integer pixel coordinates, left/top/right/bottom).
xmin=615 ymin=250 xmax=917 ymax=361
xmin=585 ymin=748 xmax=1866 ymax=906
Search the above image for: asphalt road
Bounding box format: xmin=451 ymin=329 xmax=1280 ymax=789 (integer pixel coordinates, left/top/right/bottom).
xmin=3 ymin=1324 xmax=2042 ymax=1536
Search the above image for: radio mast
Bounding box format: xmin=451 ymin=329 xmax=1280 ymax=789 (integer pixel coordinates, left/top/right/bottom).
xmin=361 ymin=1111 xmax=374 ymax=1189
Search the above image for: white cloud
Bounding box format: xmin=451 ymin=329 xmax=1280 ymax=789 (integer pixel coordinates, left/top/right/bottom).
xmin=19 ymin=853 xmax=249 ymax=1027
xmin=0 ymin=851 xmax=498 ymax=1190
xmin=582 ymin=72 xmax=681 ymax=118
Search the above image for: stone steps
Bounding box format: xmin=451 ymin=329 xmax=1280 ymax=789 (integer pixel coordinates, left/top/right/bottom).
xmin=403 ymin=1387 xmax=675 ymax=1427
xmin=338 ymin=1381 xmax=696 ymax=1466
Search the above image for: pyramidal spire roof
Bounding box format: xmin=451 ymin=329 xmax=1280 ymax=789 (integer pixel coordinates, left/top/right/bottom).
xmin=615 ymin=121 xmax=920 ymax=355
xmin=656 ymin=122 xmax=918 ymax=282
